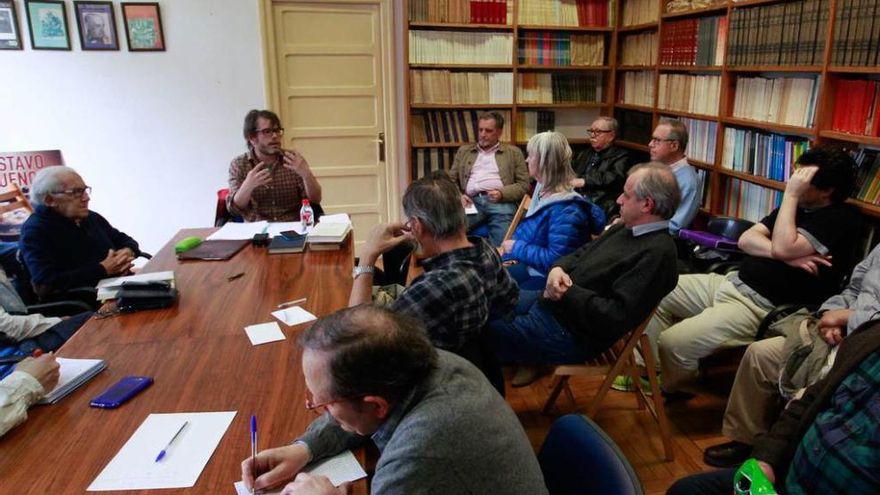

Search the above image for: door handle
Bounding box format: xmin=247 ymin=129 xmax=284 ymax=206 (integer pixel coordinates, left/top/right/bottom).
xmin=378 ymin=132 xmax=385 ymax=162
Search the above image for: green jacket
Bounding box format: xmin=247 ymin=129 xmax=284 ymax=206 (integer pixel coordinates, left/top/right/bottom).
xmin=449 ymin=143 xmax=529 ymax=203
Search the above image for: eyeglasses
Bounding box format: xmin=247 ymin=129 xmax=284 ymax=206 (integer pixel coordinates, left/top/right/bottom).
xmin=587 ymin=129 xmax=613 ymax=135
xmin=304 ymin=389 xmax=363 ymax=414
xmin=51 ymin=186 xmax=91 ymax=198
xmin=255 ymin=127 xmax=284 ymax=137
xmin=649 ymin=136 xmax=677 ymax=144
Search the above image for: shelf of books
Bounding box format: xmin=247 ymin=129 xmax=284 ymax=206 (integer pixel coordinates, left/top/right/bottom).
xmin=604 ymin=0 xmax=880 ymax=222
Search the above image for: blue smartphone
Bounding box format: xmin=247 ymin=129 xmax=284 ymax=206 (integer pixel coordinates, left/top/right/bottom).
xmin=89 ymin=376 xmax=153 ymax=409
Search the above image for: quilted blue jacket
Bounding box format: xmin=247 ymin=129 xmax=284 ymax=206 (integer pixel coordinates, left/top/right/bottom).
xmin=502 ymin=193 xmax=598 ymax=275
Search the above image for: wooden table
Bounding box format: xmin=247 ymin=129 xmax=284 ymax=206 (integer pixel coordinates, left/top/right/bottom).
xmin=0 ymin=228 xmax=355 ymax=494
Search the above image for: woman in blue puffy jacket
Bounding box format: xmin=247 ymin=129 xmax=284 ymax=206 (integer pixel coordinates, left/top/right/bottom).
xmin=500 ymin=131 xmax=597 ymax=290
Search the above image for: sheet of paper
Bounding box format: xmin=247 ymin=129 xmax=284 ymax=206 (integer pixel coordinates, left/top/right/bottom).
xmin=271 ymin=306 xmax=317 ymax=327
xmin=317 ymin=213 xmax=351 ymax=225
xmin=233 ymin=450 xmax=366 ymax=494
xmin=244 ymin=322 xmax=286 ymax=346
xmin=97 ymin=270 xmax=175 ymax=289
xmin=88 ymin=411 xmax=236 ymax=491
xmin=464 ymin=204 xmax=478 ymax=215
xmin=266 ymin=222 xmax=305 ymax=237
xmin=207 ymin=221 xmax=268 ymax=241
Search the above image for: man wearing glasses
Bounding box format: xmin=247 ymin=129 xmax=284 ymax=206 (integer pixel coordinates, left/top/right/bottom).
xmin=227 ymin=109 xmax=322 ymax=222
xmin=241 ymin=305 xmax=547 ymax=495
xmin=571 ymin=116 xmax=630 ymax=217
xmin=648 ymin=118 xmax=699 ymax=235
xmin=20 ymin=166 xmax=140 ymax=300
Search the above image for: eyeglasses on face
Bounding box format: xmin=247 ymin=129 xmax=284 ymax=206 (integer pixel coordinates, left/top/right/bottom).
xmin=649 ymin=136 xmax=677 ymax=144
xmin=304 ymin=389 xmax=364 ymax=414
xmin=52 ymin=186 xmax=91 ymax=198
xmin=587 ymin=129 xmax=613 ymax=135
xmin=256 ymin=127 xmax=284 ymax=137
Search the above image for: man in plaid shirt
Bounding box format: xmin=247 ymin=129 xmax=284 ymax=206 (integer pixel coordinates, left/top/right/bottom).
xmin=227 ymin=109 xmax=322 ymax=222
xmin=348 ymin=172 xmax=517 ymax=372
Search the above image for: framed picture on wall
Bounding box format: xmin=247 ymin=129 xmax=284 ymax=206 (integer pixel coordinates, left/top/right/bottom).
xmin=0 ymin=0 xmax=23 ymax=50
xmin=73 ymin=1 xmax=118 ymax=50
xmin=25 ymin=0 xmax=70 ymax=50
xmin=121 ymin=2 xmax=164 ymax=51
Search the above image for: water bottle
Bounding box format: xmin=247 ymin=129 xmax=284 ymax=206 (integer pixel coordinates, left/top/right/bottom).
xmin=300 ymin=199 xmax=314 ymax=230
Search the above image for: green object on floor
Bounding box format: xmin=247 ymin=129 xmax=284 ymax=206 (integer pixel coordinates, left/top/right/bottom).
xmin=610 ymin=374 xmax=656 ymax=395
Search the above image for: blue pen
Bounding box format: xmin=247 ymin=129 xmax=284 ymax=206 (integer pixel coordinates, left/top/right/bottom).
xmin=250 ymin=415 xmax=257 ymax=494
xmin=155 ymin=421 xmax=188 ymax=462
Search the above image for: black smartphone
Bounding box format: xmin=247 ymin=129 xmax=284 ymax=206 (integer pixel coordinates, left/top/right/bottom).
xmin=89 ymin=376 xmax=153 ymax=409
xmin=280 ymin=230 xmax=306 ymax=241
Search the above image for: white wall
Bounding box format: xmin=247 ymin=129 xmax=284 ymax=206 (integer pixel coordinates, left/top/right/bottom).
xmin=0 ymin=0 xmax=265 ymax=254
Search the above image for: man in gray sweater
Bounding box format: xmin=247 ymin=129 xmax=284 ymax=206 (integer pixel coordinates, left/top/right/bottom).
xmin=241 ymin=305 xmax=547 ymax=495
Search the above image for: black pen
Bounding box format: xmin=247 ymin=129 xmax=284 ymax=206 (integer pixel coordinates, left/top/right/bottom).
xmin=227 ymin=272 xmax=245 ymax=282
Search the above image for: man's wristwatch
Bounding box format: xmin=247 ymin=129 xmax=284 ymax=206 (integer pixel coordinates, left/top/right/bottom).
xmin=352 ymin=265 xmax=374 ymax=279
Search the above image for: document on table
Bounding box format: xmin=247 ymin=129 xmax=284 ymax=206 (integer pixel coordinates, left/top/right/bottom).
xmin=87 ymin=411 xmax=237 ymax=491
xmin=244 ymin=322 xmax=286 ymax=346
xmin=266 ymin=222 xmax=305 ymax=237
xmin=272 ymin=306 xmax=317 ymax=327
xmin=96 ymin=270 xmax=176 ymax=300
xmin=207 ymin=221 xmax=268 ymax=240
xmin=318 ymin=213 xmax=351 ymax=225
xmin=233 ymin=450 xmax=366 ymax=494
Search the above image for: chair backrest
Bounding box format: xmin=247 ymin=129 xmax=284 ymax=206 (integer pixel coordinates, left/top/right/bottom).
xmin=538 ymin=414 xmax=644 ymax=495
xmin=0 ymin=183 xmax=33 ymax=216
xmin=0 ymin=183 xmax=34 ymax=241
xmin=502 ymin=194 xmax=532 ymax=243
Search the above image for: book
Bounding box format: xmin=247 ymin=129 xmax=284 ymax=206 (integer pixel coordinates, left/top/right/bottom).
xmin=268 ymin=234 xmax=306 ymax=254
xmin=38 ymin=357 xmax=107 ymax=404
xmin=307 ymin=223 xmax=353 ymax=244
xmin=177 ymin=239 xmax=250 ymax=261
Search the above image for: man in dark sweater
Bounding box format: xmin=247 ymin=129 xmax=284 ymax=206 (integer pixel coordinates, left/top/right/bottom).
xmin=489 ymin=162 xmax=680 ymax=367
xmin=19 ymin=166 xmax=140 ymax=300
xmin=571 ymin=116 xmax=630 ymax=218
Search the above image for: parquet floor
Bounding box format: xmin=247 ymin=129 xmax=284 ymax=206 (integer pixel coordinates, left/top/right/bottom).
xmin=506 ymin=366 xmax=738 ymax=495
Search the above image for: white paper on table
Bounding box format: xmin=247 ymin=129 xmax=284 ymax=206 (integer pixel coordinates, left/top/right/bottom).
xmin=233 ymin=450 xmax=366 ymax=494
xmin=464 ymin=204 xmax=478 ymax=215
xmin=244 ymin=322 xmax=286 ymax=346
xmin=97 ymin=270 xmax=175 ymax=289
xmin=271 ymin=306 xmax=317 ymax=327
xmin=87 ymin=411 xmax=237 ymax=491
xmin=207 ymin=221 xmax=269 ymax=241
xmin=317 ymin=213 xmax=351 ymax=225
xmin=266 ymin=222 xmax=306 ymax=237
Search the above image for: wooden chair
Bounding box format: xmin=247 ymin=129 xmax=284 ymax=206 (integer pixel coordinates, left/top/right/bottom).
xmin=542 ymin=309 xmax=674 ymax=461
xmin=0 ymin=183 xmax=34 ymax=240
xmin=501 ymin=194 xmax=532 ymax=243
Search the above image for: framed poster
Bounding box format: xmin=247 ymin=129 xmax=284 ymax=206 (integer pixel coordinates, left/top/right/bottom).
xmin=0 ymin=0 xmax=22 ymax=50
xmin=121 ymin=2 xmax=164 ymax=51
xmin=25 ymin=0 xmax=70 ymax=50
xmin=74 ymin=1 xmax=118 ymax=50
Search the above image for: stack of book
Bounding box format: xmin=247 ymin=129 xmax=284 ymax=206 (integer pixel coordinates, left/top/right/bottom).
xmin=411 ymin=110 xmax=512 ymax=145
xmin=408 ymin=0 xmax=510 ymax=24
xmin=410 ymin=70 xmax=513 ymax=104
xmin=620 ymin=32 xmax=657 ymax=66
xmin=832 ymin=0 xmax=880 ymax=66
xmin=727 ymin=0 xmax=828 ymax=66
xmin=268 ymin=233 xmax=306 ymax=254
xmin=618 ymin=71 xmax=654 ymax=107
xmin=517 ymin=72 xmax=603 ymax=104
xmin=660 ymin=16 xmax=726 ymax=66
xmin=515 ymin=110 xmax=556 ymax=140
xmin=621 ymin=0 xmax=658 ymax=26
xmin=517 ymin=32 xmax=604 ymax=66
xmin=96 ymin=271 xmax=176 ymax=301
xmin=675 ymin=117 xmax=717 ymax=163
xmin=853 ymin=148 xmax=880 ymax=204
xmin=732 ymin=76 xmax=818 ymax=128
xmin=721 ymin=128 xmax=809 ymax=182
xmin=409 ymin=31 xmax=513 ymax=65
xmin=518 ymin=0 xmax=610 ymax=27
xmin=411 ymin=148 xmax=457 ymax=181
xmin=830 ymin=80 xmax=880 ymax=137
xmin=657 ymin=74 xmax=721 ymax=116
xmin=307 ymin=220 xmax=353 ymax=251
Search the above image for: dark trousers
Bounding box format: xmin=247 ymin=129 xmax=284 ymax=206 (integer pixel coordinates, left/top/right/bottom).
xmin=667 ymin=468 xmax=736 ymax=495
xmin=15 ymin=311 xmax=93 ymax=354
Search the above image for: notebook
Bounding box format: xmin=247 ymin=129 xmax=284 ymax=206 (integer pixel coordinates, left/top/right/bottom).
xmin=38 ymin=357 xmax=107 ymax=404
xmin=177 ymin=239 xmax=250 ymax=261
xmin=268 ymin=234 xmax=306 ymax=254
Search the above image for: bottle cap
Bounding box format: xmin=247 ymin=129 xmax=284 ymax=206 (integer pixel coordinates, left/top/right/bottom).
xmin=302 ymin=199 xmax=310 ymax=206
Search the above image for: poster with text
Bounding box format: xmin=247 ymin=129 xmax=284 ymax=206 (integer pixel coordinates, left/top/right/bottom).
xmin=0 ymin=150 xmax=63 ymax=238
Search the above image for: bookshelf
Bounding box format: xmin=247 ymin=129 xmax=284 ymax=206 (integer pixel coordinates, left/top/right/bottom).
xmin=607 ymin=0 xmax=880 ymax=222
xmin=405 ymin=0 xmax=615 ymax=181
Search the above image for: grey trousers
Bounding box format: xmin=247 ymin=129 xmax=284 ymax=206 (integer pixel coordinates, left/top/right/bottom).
xmin=721 ymin=336 xmax=786 ymax=444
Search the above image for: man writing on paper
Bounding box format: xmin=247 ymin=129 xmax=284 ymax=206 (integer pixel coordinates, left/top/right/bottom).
xmin=241 ymin=305 xmax=547 ymax=495
xmin=448 ymin=111 xmax=529 ymax=246
xmin=0 ymin=353 xmax=59 ymax=437
xmin=347 ymin=172 xmax=517 ymax=372
xmin=227 ymin=109 xmax=322 ymax=222
xmin=20 ymin=166 xmax=141 ymax=300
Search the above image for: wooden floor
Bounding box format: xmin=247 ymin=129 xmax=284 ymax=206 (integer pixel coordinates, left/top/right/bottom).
xmin=506 ymin=366 xmax=738 ymax=495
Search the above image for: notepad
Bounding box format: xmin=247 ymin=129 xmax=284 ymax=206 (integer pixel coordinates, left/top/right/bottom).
xmin=88 ymin=411 xmax=236 ymax=491
xmin=233 ymin=450 xmax=366 ymax=494
xmin=271 ymin=306 xmax=317 ymax=327
xmin=465 ymin=204 xmax=478 ymax=215
xmin=97 ymin=271 xmax=176 ymax=300
xmin=207 ymin=221 xmax=268 ymax=241
xmin=244 ymin=322 xmax=286 ymax=346
xmin=38 ymin=357 xmax=107 ymax=404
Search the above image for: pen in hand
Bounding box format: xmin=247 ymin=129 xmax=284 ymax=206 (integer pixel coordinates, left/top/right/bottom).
xmin=155 ymin=421 xmax=189 ymax=463
xmin=250 ymin=415 xmax=257 ymax=494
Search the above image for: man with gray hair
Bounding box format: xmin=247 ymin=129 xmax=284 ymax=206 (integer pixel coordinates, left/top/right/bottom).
xmin=348 ymin=171 xmax=517 ymax=367
xmin=241 ymin=305 xmax=547 ymax=494
xmin=489 ymin=163 xmax=680 ymax=374
xmin=19 ymin=166 xmax=140 ymax=299
xmin=649 ymin=118 xmax=699 ymax=234
xmin=571 ymin=116 xmax=631 ymax=217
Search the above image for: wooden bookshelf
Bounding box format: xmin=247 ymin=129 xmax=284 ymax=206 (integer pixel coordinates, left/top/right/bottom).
xmin=608 ymin=0 xmax=880 ymax=220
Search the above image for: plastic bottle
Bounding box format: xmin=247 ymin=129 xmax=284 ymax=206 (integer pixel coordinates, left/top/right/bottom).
xmin=300 ymin=199 xmax=315 ymax=230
